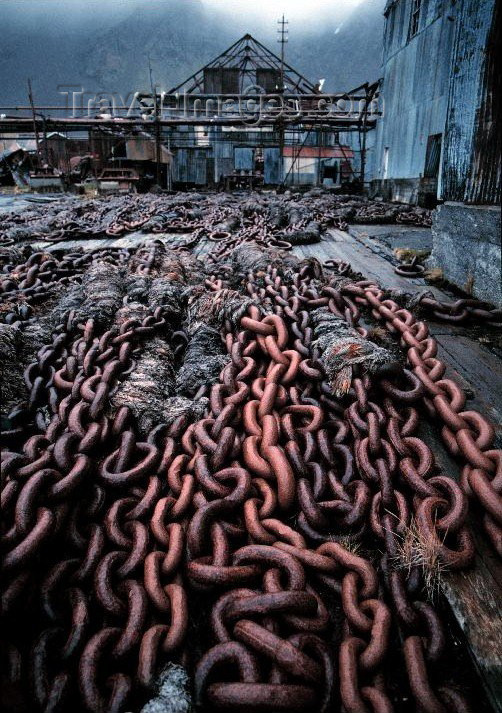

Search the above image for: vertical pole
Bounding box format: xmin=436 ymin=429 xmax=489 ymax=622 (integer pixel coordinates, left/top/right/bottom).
xmin=27 ymin=79 xmax=42 ymax=165
xmin=149 ymin=57 xmax=162 ymax=187
xmin=360 ymin=126 xmax=367 ymax=187
xmin=166 ymin=135 xmax=172 ymax=191
xmin=155 ymin=106 xmax=162 ymax=187
xmin=277 ymin=15 xmax=288 ymax=185
xmin=42 ymin=116 xmax=50 ymax=166
xmin=360 ymin=89 xmax=369 ymax=188
xmin=317 ymin=126 xmax=322 ymax=186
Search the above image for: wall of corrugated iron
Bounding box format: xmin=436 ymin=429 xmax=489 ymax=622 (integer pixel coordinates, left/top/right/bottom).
xmin=441 ymin=0 xmax=500 ymax=204
xmin=172 ymin=148 xmax=208 ymax=184
xmin=234 ymin=147 xmax=254 ymax=171
xmin=372 ymin=0 xmax=455 ymax=187
xmin=264 ymin=147 xmax=281 ymax=184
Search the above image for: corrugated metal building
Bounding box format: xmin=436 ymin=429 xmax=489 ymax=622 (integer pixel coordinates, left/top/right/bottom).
xmin=371 ymin=0 xmax=500 ymax=208
xmin=372 ymin=0 xmax=501 ymax=304
xmin=370 ymin=0 xmax=456 ymax=204
xmin=282 ymin=146 xmax=354 ymax=186
xmin=165 ymin=35 xmax=359 ymax=188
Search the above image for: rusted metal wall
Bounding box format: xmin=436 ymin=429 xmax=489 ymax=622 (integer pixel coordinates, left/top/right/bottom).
xmin=372 ymin=1 xmax=455 ymax=195
xmin=441 ymin=0 xmax=500 ymax=204
xmin=373 ymin=0 xmax=499 ymax=206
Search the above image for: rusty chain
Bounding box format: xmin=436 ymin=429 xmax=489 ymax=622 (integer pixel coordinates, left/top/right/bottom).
xmin=1 ymin=232 xmax=499 ymax=712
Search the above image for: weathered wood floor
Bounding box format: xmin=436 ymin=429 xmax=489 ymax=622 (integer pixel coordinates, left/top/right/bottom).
xmin=32 ymin=226 xmax=502 ymax=708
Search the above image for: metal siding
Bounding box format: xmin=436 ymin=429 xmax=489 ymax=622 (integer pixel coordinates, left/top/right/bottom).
xmin=373 ymin=1 xmax=455 ymax=188
xmin=256 ymin=69 xmax=280 ymax=93
xmin=264 ymin=147 xmax=281 ymax=184
xmin=442 ymin=0 xmax=500 ymax=203
xmin=234 ymin=147 xmax=254 ymax=171
xmin=375 ymin=0 xmax=499 ymax=205
xmin=173 ymin=148 xmax=208 ymax=184
xmin=203 ymin=68 xmax=240 ymax=94
xmin=173 ymin=148 xmax=186 ymax=183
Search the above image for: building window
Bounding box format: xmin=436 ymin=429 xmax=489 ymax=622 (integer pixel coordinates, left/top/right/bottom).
xmin=408 ymin=0 xmax=422 ymax=39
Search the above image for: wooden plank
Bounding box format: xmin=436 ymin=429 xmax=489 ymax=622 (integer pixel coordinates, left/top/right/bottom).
xmin=418 ymin=420 xmax=502 ymax=712
xmin=435 ymin=336 xmax=502 ymax=430
xmin=442 ymin=539 xmax=502 ymax=713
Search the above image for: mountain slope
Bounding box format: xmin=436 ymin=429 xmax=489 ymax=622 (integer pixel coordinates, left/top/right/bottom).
xmin=0 ymin=0 xmax=385 ymax=106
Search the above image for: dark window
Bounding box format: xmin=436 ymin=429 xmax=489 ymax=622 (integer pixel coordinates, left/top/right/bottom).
xmin=424 ymin=133 xmax=442 ymax=178
xmin=408 ymin=0 xmax=422 ymax=39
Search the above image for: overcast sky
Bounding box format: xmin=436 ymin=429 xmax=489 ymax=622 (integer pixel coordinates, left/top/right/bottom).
xmin=203 ymin=0 xmax=364 ymax=21
xmin=1 ymin=0 xmax=366 ymax=25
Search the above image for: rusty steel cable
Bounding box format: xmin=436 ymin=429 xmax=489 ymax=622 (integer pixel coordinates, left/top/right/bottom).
xmin=1 ymin=231 xmax=500 ymax=713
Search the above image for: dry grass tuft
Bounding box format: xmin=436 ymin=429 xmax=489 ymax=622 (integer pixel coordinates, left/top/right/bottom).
xmin=464 ymin=274 xmax=474 ymax=295
xmin=332 ymin=534 xmax=362 ymax=556
xmin=393 ymin=517 xmax=447 ymax=601
xmin=393 ymin=247 xmax=430 ymax=263
xmin=424 ymin=267 xmax=443 ymax=283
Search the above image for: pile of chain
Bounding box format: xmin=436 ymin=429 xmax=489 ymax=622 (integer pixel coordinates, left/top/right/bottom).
xmin=1 ymin=235 xmax=499 ymax=713
xmin=0 ymin=191 xmax=432 ymax=247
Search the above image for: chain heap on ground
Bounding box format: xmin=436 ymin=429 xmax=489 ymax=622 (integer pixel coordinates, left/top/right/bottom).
xmin=0 ymin=215 xmax=500 ymax=713
xmin=0 ymin=190 xmax=432 ymax=249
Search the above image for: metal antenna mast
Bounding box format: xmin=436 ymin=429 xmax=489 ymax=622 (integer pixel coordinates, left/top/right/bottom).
xmin=277 ymin=14 xmax=289 ymax=92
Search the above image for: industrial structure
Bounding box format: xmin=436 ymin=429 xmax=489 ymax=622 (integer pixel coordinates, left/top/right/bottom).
xmin=0 ymin=33 xmax=379 ymax=192
xmin=367 ymin=0 xmax=500 ymax=304
xmin=0 ymin=3 xmax=499 ymax=301
xmin=160 ymin=34 xmax=369 ymax=188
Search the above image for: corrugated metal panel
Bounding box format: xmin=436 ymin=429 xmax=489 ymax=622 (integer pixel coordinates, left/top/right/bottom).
xmin=442 ymin=0 xmax=500 ymax=203
xmin=372 ymin=0 xmax=455 ymax=189
xmin=173 ymin=148 xmax=208 ymax=184
xmin=375 ymin=0 xmax=499 ymax=205
xmin=264 ymin=147 xmax=281 ymax=184
xmin=424 ymin=133 xmax=442 ymax=177
xmin=256 ymin=69 xmax=280 ymax=93
xmin=203 ymin=68 xmax=240 ymax=94
xmin=234 ymin=147 xmax=254 ymax=171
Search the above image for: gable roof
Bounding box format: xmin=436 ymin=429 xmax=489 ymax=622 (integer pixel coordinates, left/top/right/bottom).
xmin=168 ymin=34 xmax=317 ymax=95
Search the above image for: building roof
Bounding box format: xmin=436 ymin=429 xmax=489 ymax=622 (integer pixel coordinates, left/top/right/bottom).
xmin=168 ymin=34 xmax=317 ymax=95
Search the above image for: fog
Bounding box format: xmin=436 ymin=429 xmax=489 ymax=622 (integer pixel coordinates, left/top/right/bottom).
xmin=1 ymin=0 xmax=369 ymax=33
xmin=204 ymin=0 xmax=365 ymax=24
xmin=0 ymin=0 xmax=385 ymax=104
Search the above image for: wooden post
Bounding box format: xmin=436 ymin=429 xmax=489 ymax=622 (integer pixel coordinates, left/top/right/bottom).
xmin=27 ymin=79 xmax=42 ymax=165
